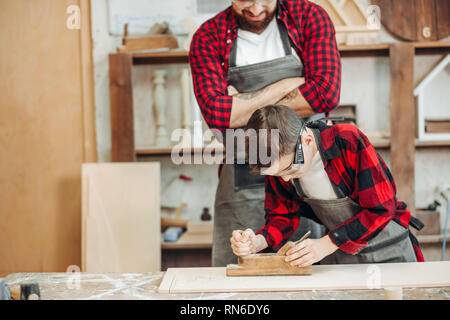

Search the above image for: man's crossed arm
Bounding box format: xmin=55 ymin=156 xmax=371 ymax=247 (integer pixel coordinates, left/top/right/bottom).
xmin=228 ymin=77 xmax=316 ymax=128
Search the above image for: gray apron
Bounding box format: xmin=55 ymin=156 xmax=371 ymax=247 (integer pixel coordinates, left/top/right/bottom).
xmin=212 ymin=19 xmax=326 ymax=267
xmin=290 ymin=128 xmax=417 ymax=264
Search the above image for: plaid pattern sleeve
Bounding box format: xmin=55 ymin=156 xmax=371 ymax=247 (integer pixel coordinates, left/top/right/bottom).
xmin=189 ymin=19 xmax=233 ymax=131
xmin=297 ymin=2 xmax=342 ymax=113
xmin=255 ymin=176 xmax=302 ymax=251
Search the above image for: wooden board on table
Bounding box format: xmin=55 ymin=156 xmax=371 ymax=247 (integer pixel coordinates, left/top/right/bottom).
xmin=227 ymin=254 xmax=312 ymax=276
xmin=82 ymin=163 xmax=161 ymax=273
xmin=158 ymin=261 xmax=450 ymax=293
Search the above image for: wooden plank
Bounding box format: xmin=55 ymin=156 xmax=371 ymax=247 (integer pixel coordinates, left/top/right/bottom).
xmin=0 ymin=0 xmax=87 ymax=273
xmin=392 ymin=0 xmax=417 ymax=41
xmin=373 ymin=0 xmax=448 ymax=41
xmin=119 ymin=35 xmax=178 ymax=53
xmin=389 ymin=43 xmax=415 ymax=214
xmin=80 ymin=0 xmax=98 ymax=163
xmin=226 ymin=254 xmax=312 ymax=276
xmin=82 ymin=163 xmax=160 ymax=272
xmin=435 ymin=0 xmax=450 ymax=40
xmin=415 ymin=0 xmax=437 ymax=41
xmin=109 ymin=53 xmax=136 ymax=162
xmin=158 ymin=261 xmax=450 ymax=293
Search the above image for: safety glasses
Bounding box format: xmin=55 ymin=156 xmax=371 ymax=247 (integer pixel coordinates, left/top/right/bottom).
xmin=232 ymin=0 xmax=276 ymax=8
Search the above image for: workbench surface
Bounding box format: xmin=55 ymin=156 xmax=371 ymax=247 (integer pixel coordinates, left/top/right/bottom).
xmin=4 ymin=272 xmax=450 ymax=300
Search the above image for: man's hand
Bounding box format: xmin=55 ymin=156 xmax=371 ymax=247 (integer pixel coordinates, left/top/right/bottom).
xmin=285 ymin=235 xmax=338 ymax=267
xmin=230 ymin=229 xmax=268 ymax=256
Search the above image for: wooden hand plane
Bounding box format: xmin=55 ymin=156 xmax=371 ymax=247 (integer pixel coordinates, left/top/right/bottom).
xmin=226 ymin=231 xmax=312 ymax=276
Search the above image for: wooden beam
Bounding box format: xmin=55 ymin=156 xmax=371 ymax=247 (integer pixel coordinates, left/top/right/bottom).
xmin=80 ymin=0 xmax=97 ymax=163
xmin=389 ymin=43 xmax=415 ymax=213
xmin=109 ymin=53 xmax=136 ymax=162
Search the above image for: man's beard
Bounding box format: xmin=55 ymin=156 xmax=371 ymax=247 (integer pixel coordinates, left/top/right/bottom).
xmin=235 ymin=9 xmax=276 ymax=33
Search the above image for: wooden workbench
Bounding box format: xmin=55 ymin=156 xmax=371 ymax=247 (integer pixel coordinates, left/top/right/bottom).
xmin=4 ymin=272 xmax=450 ymax=300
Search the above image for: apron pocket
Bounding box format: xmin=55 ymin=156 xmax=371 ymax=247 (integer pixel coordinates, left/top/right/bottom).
xmin=358 ymin=221 xmax=416 ymax=263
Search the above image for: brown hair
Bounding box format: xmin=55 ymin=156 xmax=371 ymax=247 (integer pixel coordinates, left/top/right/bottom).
xmin=244 ymin=105 xmax=304 ymax=174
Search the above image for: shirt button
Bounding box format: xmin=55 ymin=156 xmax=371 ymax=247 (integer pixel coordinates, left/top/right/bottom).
xmin=227 ymin=29 xmax=231 ymax=33
xmin=221 ymin=62 xmax=224 ymax=66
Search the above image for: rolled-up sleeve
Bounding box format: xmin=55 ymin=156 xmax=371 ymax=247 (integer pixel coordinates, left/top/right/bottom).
xmin=256 ymin=176 xmax=302 ymax=250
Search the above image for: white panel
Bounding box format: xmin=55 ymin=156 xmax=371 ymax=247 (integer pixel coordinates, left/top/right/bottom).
xmin=159 ymin=262 xmax=450 ymax=293
xmin=82 ymin=163 xmax=161 ymax=272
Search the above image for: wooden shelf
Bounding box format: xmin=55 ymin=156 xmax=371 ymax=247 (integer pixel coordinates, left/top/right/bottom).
xmin=133 ymin=50 xmax=189 ymax=64
xmin=415 ymin=140 xmax=450 ymax=148
xmin=128 ymin=42 xmax=450 ymax=65
xmin=338 ymin=43 xmax=390 ymax=57
xmin=371 ymin=139 xmax=450 ymax=149
xmin=137 ymin=147 xmax=224 ymax=156
xmin=136 ymin=139 xmax=450 ymax=156
xmin=417 ymin=234 xmax=450 ymax=244
xmin=161 ymin=231 xmax=213 ymax=250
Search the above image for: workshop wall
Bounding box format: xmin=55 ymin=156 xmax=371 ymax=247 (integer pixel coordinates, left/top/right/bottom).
xmin=90 ymin=0 xmax=450 ymax=222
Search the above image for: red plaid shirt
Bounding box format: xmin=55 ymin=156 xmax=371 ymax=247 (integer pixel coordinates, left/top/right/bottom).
xmin=189 ymin=0 xmax=342 ymax=131
xmin=256 ymin=122 xmax=424 ymax=262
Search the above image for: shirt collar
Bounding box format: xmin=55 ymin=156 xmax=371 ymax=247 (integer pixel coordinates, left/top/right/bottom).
xmin=314 ymin=122 xmax=342 ymax=163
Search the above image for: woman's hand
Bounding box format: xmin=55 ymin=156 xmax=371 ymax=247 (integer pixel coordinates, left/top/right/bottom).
xmin=230 ymin=229 xmax=268 ymax=256
xmin=285 ymin=235 xmax=339 ymax=267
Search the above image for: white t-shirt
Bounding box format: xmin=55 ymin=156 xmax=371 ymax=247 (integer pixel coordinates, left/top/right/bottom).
xmin=297 ymin=151 xmax=338 ymax=200
xmin=235 ymin=17 xmax=300 ymax=66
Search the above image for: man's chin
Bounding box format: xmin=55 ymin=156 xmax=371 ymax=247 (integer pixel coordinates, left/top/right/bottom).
xmin=236 ymin=10 xmax=275 ymax=33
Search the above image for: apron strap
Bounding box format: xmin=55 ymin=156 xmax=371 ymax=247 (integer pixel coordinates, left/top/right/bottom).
xmin=229 ymin=19 xmax=293 ymax=68
xmin=292 ymin=178 xmax=306 ymax=197
xmin=276 ymin=19 xmax=293 ymax=57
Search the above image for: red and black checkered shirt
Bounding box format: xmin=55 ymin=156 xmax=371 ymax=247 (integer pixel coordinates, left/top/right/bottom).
xmin=189 ymin=0 xmax=342 ymax=131
xmin=256 ymin=122 xmax=424 ymax=262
